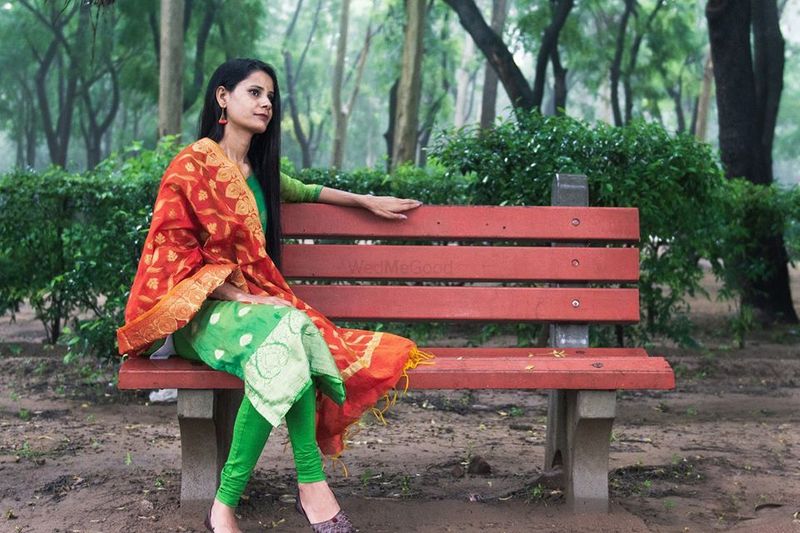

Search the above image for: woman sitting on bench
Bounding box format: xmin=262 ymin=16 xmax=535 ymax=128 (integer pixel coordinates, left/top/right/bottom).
xmin=116 ymin=58 xmax=424 ymax=533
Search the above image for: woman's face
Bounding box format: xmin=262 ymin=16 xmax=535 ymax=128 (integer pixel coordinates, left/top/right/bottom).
xmin=217 ymin=70 xmax=275 ymax=135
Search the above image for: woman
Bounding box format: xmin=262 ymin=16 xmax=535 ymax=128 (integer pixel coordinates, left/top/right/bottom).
xmin=117 ymin=58 xmax=425 ymax=533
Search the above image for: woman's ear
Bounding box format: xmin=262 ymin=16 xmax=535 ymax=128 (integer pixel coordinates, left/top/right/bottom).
xmin=215 ymin=86 xmax=228 ymax=108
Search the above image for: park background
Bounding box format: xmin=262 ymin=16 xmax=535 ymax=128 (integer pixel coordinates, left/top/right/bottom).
xmin=1 ymin=1 xmax=799 ymax=531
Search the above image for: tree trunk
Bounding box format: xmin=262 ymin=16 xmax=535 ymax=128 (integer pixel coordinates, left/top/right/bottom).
xmin=610 ymin=0 xmax=635 ymax=127
xmin=284 ymin=52 xmax=312 ymax=168
xmin=531 ymin=0 xmax=574 ymax=112
xmin=82 ymin=60 xmax=121 ymax=169
xmin=392 ymin=0 xmax=425 ymax=170
xmin=331 ymin=0 xmax=350 ymax=168
xmin=479 ymin=0 xmax=508 ymax=128
xmin=694 ymin=55 xmax=713 ymax=141
xmin=707 ymin=0 xmax=797 ymax=322
xmin=550 ymin=40 xmax=567 ymax=114
xmin=707 ymin=0 xmax=759 ymax=181
xmin=384 ymin=78 xmax=399 ymax=171
xmin=444 ymin=0 xmax=534 ymax=111
xmin=283 ymin=0 xmax=324 ymax=168
xmin=183 ymin=0 xmax=216 ymax=112
xmin=158 ymin=0 xmax=185 ymax=138
xmin=454 ymin=32 xmax=474 ymax=127
xmin=22 ymin=0 xmax=87 ymax=167
xmin=623 ymin=0 xmax=665 ymax=124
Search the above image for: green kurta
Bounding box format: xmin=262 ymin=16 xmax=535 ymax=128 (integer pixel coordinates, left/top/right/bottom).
xmin=171 ymin=173 xmax=341 ymax=427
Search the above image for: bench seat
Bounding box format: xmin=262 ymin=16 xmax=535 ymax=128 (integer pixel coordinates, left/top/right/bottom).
xmin=120 ymin=348 xmax=674 ymax=390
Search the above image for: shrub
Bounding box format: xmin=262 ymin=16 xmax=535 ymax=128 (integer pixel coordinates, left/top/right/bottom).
xmin=430 ymin=111 xmax=728 ymax=345
xmin=0 ymin=138 xmax=179 ymax=356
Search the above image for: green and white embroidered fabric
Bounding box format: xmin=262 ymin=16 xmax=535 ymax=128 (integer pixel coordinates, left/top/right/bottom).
xmin=173 ymin=300 xmax=345 ymax=427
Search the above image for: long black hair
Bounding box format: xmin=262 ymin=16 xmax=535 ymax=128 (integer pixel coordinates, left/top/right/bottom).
xmin=198 ymin=58 xmax=284 ymax=269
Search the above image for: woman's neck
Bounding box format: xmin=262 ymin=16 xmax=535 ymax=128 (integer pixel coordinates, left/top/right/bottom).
xmin=217 ymin=127 xmax=252 ymax=166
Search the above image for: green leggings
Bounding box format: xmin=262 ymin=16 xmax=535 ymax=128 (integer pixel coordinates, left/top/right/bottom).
xmin=216 ymin=385 xmax=325 ymax=507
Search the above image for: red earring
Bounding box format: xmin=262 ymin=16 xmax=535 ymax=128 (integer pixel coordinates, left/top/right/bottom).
xmin=218 ymin=107 xmax=228 ymax=125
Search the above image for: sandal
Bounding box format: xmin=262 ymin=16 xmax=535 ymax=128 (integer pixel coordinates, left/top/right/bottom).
xmin=295 ymin=492 xmax=356 ymax=533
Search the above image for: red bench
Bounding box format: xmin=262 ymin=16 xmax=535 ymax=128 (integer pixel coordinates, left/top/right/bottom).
xmin=119 ymin=173 xmax=675 ymax=512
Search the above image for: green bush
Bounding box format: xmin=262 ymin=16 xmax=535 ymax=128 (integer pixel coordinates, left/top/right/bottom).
xmin=713 ymin=179 xmax=799 ymax=343
xmin=0 ymin=138 xmax=179 ymax=357
xmin=430 ymin=111 xmax=728 ymax=345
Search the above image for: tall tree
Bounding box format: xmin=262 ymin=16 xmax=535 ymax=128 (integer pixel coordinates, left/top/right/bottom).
xmin=331 ymin=1 xmax=376 ymax=169
xmin=283 ymin=0 xmax=325 ymax=168
xmin=78 ymin=8 xmax=124 ymax=168
xmin=158 ymin=0 xmax=185 ymax=138
xmin=392 ymin=0 xmax=425 ymax=169
xmin=330 ymin=0 xmax=351 ymax=168
xmin=694 ymin=55 xmax=713 ymax=141
xmin=445 ymin=0 xmax=573 ymax=114
xmin=707 ymin=0 xmax=796 ymax=322
xmin=19 ymin=0 xmax=90 ymax=167
xmin=454 ymin=31 xmax=475 ymax=127
xmin=479 ymin=0 xmax=508 ymax=128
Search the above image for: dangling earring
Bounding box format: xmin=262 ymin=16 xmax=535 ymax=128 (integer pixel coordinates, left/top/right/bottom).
xmin=218 ymin=107 xmax=228 ymax=125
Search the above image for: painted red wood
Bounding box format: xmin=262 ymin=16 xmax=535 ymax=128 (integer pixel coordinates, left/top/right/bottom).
xmin=404 ymin=357 xmax=675 ymax=390
xmin=290 ymin=286 xmax=640 ymax=323
xmin=282 ymin=245 xmax=640 ymax=282
xmin=119 ymin=354 xmax=674 ymax=391
xmin=425 ymin=347 xmax=649 ymax=358
xmin=281 ymin=205 xmax=640 ymax=242
xmin=119 ymin=357 xmax=243 ymax=390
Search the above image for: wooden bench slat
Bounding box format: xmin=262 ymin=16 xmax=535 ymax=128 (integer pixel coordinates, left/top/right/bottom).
xmin=425 ymin=347 xmax=649 ymax=358
xmin=119 ymin=354 xmax=674 ymax=391
xmin=283 ymin=245 xmax=640 ymax=282
xmin=406 ymin=357 xmax=675 ymax=390
xmin=119 ymin=358 xmax=243 ymax=389
xmin=282 ymin=205 xmax=640 ymax=241
xmin=290 ymin=285 xmax=640 ymax=323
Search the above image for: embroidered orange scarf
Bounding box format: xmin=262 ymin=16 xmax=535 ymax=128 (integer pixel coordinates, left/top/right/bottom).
xmin=118 ymin=137 xmax=428 ymax=455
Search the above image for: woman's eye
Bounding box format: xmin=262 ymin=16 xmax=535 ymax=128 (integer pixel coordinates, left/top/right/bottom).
xmin=250 ymin=89 xmax=260 ymax=96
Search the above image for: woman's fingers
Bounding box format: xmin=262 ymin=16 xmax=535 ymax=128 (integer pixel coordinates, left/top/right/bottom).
xmin=365 ymin=196 xmax=423 ymax=218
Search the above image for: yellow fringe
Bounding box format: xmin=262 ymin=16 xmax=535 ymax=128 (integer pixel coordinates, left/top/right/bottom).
xmin=397 ymin=346 xmax=437 ymax=394
xmin=323 ymin=346 xmax=437 ymax=477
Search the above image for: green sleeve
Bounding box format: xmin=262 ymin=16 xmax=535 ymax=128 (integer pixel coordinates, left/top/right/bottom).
xmin=280 ymin=172 xmax=323 ymax=203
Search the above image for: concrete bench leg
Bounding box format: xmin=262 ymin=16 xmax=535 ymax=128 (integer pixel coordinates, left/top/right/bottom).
xmin=566 ymin=390 xmax=616 ymax=511
xmin=177 ymin=389 xmax=243 ymax=506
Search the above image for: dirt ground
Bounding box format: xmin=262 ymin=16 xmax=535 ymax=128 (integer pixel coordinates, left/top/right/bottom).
xmin=1 ymin=271 xmax=799 ymax=533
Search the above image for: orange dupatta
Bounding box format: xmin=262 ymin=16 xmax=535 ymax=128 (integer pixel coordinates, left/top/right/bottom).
xmin=117 ymin=137 xmax=430 ymax=455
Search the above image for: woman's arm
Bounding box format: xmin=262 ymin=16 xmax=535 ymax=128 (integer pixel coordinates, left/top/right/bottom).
xmin=317 ymin=187 xmax=422 ymax=220
xmin=281 ymin=171 xmax=422 ymax=219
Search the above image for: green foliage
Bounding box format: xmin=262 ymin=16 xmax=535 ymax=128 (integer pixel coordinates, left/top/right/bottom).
xmin=430 ymin=111 xmax=727 ymax=344
xmin=712 ymin=178 xmax=800 ymax=338
xmin=0 ymin=138 xmax=180 ymax=356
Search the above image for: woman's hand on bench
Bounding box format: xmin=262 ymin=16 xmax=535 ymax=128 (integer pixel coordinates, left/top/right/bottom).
xmin=357 ymin=194 xmax=423 ymax=220
xmin=317 ymin=186 xmax=422 ymax=220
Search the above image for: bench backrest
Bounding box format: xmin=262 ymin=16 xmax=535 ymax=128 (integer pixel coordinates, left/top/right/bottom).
xmin=280 ymin=188 xmax=639 ymax=327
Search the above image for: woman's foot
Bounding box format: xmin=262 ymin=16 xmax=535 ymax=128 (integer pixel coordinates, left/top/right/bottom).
xmin=297 ymin=480 xmax=341 ymax=524
xmin=206 ymin=498 xmax=242 ymax=533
